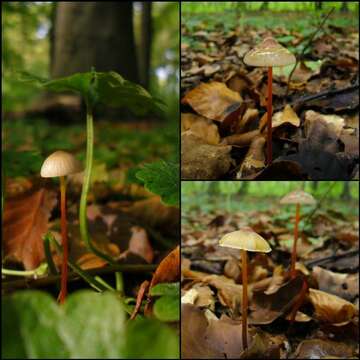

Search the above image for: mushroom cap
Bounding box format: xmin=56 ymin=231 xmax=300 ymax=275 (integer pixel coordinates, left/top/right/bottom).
xmin=40 ymin=151 xmax=83 ymax=178
xmin=280 ymin=190 xmax=316 ymax=205
xmin=243 ymin=37 xmax=296 ymax=67
xmin=219 ymin=229 xmax=271 ymax=253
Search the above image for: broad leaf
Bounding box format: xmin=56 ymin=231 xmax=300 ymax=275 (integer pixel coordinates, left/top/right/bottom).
xmin=125 ymin=317 xmax=179 ymax=359
xmin=2 ymin=290 xmax=179 ymax=359
xmin=136 ymin=161 xmax=179 ymax=206
xmin=19 ymin=70 xmax=164 ymax=115
xmin=153 ymin=295 xmax=180 ymax=322
xmin=150 ymin=282 xmax=180 ymax=297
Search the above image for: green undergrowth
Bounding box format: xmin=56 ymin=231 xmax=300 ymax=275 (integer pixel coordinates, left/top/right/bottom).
xmin=2 ymin=290 xmax=179 ymax=359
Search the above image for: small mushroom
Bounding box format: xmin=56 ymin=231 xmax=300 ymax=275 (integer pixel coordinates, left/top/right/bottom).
xmin=41 ymin=151 xmax=83 ymax=304
xmin=219 ymin=229 xmax=271 ymax=349
xmin=280 ymin=190 xmax=316 ymax=278
xmin=243 ymin=37 xmax=296 ymax=165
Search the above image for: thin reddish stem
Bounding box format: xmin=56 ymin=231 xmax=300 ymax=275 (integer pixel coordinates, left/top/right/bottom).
xmin=290 ymin=204 xmax=301 ymax=278
xmin=241 ymin=249 xmax=248 ymax=350
xmin=58 ymin=176 xmax=68 ymax=304
xmin=267 ymin=66 xmax=273 ymax=165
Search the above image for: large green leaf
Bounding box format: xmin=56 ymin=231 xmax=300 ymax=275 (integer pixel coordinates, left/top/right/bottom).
xmin=136 ymin=161 xmax=179 ymax=206
xmin=150 ymin=282 xmax=179 ymax=297
xmin=153 ymin=295 xmax=180 ymax=322
xmin=19 ymin=70 xmax=164 ymax=115
xmin=125 ymin=317 xmax=179 ymax=359
xmin=2 ymin=290 xmax=178 ymax=359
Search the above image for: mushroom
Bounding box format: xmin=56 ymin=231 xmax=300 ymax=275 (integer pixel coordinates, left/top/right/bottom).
xmin=41 ymin=151 xmax=83 ymax=304
xmin=219 ymin=229 xmax=271 ymax=349
xmin=280 ymin=190 xmax=316 ymax=278
xmin=243 ymin=37 xmax=296 ymax=165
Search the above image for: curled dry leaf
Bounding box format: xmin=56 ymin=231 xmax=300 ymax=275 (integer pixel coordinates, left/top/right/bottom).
xmin=305 ymin=110 xmax=345 ymax=138
xmin=149 ymin=246 xmax=180 ymax=289
xmin=271 ymin=104 xmax=300 ymax=129
xmin=237 ymin=136 xmax=266 ymax=178
xmin=3 ymin=187 xmax=57 ymax=270
xmin=248 ymin=275 xmax=304 ymax=325
xmin=182 ymin=82 xmax=243 ymax=122
xmin=181 ymin=113 xmax=220 ymax=145
xmin=308 ymin=288 xmax=357 ymax=324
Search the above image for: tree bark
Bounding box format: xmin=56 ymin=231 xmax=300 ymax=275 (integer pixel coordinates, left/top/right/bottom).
xmin=340 ymin=182 xmax=351 ymax=200
xmin=340 ymin=2 xmax=349 ymax=12
xmin=139 ymin=2 xmax=152 ymax=90
xmin=51 ymin=2 xmax=138 ymax=83
xmin=260 ymin=2 xmax=269 ymax=10
xmin=315 ymin=2 xmax=322 ymax=10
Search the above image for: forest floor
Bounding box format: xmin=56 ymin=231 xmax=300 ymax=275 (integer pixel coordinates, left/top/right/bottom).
xmin=181 ymin=198 xmax=359 ymax=358
xmin=181 ymin=11 xmax=359 ymax=180
xmin=2 ymin=118 xmax=179 ymax=358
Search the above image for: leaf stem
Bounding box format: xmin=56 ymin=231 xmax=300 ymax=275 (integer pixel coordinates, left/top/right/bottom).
xmin=43 ymin=233 xmax=58 ymax=275
xmin=79 ymin=104 xmax=115 ymax=264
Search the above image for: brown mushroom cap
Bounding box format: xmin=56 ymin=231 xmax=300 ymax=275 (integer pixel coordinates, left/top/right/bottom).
xmin=280 ymin=190 xmax=316 ymax=205
xmin=243 ymin=37 xmax=296 ymax=67
xmin=219 ymin=229 xmax=271 ymax=253
xmin=40 ymin=150 xmax=83 ymax=178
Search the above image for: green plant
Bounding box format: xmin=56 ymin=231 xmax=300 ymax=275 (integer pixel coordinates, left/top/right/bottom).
xmin=21 ymin=70 xmax=164 ymax=264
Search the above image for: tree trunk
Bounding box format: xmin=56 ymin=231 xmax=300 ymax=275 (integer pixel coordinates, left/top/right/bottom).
xmin=260 ymin=2 xmax=269 ymax=10
xmin=340 ymin=2 xmax=349 ymax=12
xmin=239 ymin=182 xmax=249 ymax=195
xmin=139 ymin=2 xmax=152 ymax=90
xmin=340 ymin=182 xmax=351 ymax=200
xmin=315 ymin=2 xmax=322 ymax=10
xmin=51 ymin=2 xmax=138 ymax=83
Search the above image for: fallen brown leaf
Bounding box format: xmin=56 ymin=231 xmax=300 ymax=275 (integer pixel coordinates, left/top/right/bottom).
xmin=3 ymin=188 xmax=57 ymax=269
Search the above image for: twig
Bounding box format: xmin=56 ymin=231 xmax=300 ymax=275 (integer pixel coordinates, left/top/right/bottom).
xmin=274 ymin=83 xmax=359 ymax=113
xmin=2 ymin=264 xmax=157 ymax=292
xmin=305 ymin=249 xmax=359 ymax=268
xmin=286 ymin=7 xmax=335 ymax=96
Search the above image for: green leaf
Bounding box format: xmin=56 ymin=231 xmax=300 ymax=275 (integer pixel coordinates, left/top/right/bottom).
xmin=19 ymin=70 xmax=164 ymax=115
xmin=125 ymin=317 xmax=179 ymax=359
xmin=2 ymin=290 xmax=125 ymax=358
xmin=2 ymin=290 xmax=179 ymax=359
xmin=153 ymin=295 xmax=180 ymax=322
xmin=150 ymin=282 xmax=179 ymax=297
xmin=136 ymin=161 xmax=179 ymax=206
xmin=2 ymin=291 xmax=67 ymax=359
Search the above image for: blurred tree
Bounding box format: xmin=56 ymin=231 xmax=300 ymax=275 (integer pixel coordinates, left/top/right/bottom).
xmin=340 ymin=2 xmax=349 ymax=13
xmin=315 ymin=2 xmax=322 ymax=10
xmin=341 ymin=182 xmax=351 ymax=200
xmin=139 ymin=2 xmax=152 ymax=89
xmin=260 ymin=2 xmax=269 ymax=11
xmin=51 ymin=2 xmax=138 ymax=82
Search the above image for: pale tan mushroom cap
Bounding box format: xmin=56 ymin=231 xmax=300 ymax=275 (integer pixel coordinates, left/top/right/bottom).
xmin=219 ymin=229 xmax=271 ymax=253
xmin=40 ymin=150 xmax=83 ymax=178
xmin=280 ymin=190 xmax=316 ymax=205
xmin=243 ymin=37 xmax=296 ymax=67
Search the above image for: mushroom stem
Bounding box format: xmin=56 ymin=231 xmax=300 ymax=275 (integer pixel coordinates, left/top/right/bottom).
xmin=290 ymin=203 xmax=301 ymax=278
xmin=241 ymin=249 xmax=248 ymax=349
xmin=266 ymin=66 xmax=273 ymax=165
xmin=58 ymin=175 xmax=68 ymax=304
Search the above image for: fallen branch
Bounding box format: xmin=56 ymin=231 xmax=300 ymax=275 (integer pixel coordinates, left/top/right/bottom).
xmin=305 ymin=249 xmax=359 ymax=268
